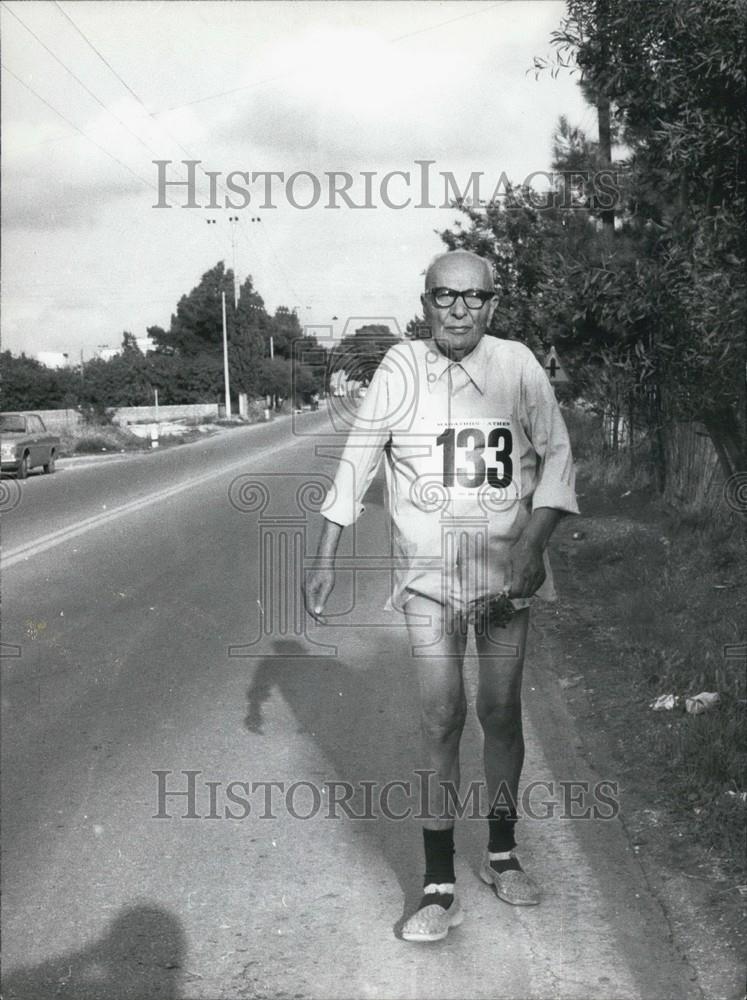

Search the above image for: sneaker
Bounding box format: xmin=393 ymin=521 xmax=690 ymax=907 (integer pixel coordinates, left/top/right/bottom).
xmin=479 ymin=849 xmax=540 ymax=905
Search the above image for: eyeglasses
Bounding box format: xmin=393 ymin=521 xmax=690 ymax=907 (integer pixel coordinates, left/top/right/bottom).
xmin=426 ymin=287 xmax=495 ymax=310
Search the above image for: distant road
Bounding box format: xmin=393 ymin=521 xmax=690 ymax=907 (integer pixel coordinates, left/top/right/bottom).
xmin=2 ymin=412 xmax=328 ymax=563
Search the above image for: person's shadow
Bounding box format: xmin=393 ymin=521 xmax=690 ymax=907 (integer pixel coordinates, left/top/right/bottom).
xmin=0 ymin=903 xmax=185 ymax=1000
xmin=245 ymin=637 xmax=425 ymax=937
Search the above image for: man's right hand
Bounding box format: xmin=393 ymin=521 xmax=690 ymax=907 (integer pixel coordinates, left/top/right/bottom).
xmin=302 ymin=568 xmax=335 ymax=624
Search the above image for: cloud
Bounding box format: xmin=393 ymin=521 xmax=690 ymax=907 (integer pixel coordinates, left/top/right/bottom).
xmin=1 ymin=2 xmax=589 ymax=358
xmin=204 ymin=23 xmax=585 ymax=177
xmin=2 ymin=171 xmax=143 ymax=231
xmin=1 ymin=96 xmax=187 ymax=231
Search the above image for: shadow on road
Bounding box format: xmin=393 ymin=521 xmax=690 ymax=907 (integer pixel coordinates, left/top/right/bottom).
xmin=244 ymin=637 xmax=424 ymax=936
xmin=0 ymin=903 xmax=185 ymax=1000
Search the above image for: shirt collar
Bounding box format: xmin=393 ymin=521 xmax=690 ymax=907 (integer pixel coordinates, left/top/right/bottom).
xmin=424 ymin=335 xmax=488 ymax=395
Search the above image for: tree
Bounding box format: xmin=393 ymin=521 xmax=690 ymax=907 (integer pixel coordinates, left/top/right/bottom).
xmin=149 ymin=262 xmax=235 ymax=356
xmin=137 ymin=352 xmax=211 ymax=405
xmin=543 ymin=0 xmax=746 ymax=481
xmin=121 ymin=331 xmax=142 ymax=356
xmin=146 ymin=264 xmax=326 ymax=407
xmin=438 ymin=176 xmax=603 ymax=360
xmin=0 ymin=351 xmax=67 ymax=409
xmin=258 ymin=357 xmax=292 ymax=410
xmin=405 ymin=315 xmax=430 ymax=340
xmin=329 ymin=324 xmax=401 ymax=385
xmin=290 ymin=335 xmax=329 ymax=394
xmin=3 ymin=263 xmax=328 ymax=414
xmin=227 ymin=275 xmax=271 ymax=400
xmin=268 ymin=306 xmax=303 ymax=359
xmin=291 ymin=363 xmax=320 ymax=406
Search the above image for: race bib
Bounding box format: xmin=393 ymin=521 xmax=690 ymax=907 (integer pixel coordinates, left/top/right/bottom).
xmin=433 ymin=417 xmax=519 ymax=504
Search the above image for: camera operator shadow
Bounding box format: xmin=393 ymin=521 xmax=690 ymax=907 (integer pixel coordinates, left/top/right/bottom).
xmin=0 ymin=903 xmax=185 ymax=1000
xmin=244 ymin=637 xmax=426 ymax=935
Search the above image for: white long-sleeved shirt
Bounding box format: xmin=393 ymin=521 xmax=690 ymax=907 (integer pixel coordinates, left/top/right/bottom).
xmin=321 ymin=335 xmax=579 ymax=613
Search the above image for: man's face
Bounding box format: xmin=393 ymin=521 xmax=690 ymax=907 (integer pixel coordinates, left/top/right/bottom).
xmin=421 ymin=255 xmax=497 ymax=361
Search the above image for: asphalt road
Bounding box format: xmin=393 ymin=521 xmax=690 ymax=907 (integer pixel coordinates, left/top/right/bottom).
xmin=1 ymin=411 xmax=700 ymax=999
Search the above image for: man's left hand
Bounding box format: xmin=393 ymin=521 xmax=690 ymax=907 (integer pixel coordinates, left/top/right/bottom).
xmin=506 ymin=537 xmax=546 ymax=598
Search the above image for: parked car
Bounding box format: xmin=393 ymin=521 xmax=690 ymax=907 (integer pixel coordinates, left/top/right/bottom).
xmin=0 ymin=413 xmax=60 ymax=478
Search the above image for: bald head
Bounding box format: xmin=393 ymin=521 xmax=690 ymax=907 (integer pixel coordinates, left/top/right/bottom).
xmin=424 ymin=250 xmax=494 ymax=291
xmin=420 ymin=249 xmax=498 ymax=361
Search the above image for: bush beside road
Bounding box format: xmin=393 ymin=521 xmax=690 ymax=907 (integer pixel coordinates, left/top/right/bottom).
xmin=55 ymin=411 xmax=281 ymax=460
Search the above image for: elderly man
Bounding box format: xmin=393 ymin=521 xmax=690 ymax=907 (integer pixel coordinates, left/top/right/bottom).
xmin=303 ymin=249 xmax=579 ymax=941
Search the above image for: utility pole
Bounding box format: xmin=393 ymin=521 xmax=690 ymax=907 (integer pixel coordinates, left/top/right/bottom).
xmin=269 ymin=335 xmax=274 ymax=360
xmin=222 ymin=291 xmax=232 ymax=417
xmin=207 ymin=216 xmax=239 ymax=307
xmin=207 ymin=218 xmax=234 ymax=417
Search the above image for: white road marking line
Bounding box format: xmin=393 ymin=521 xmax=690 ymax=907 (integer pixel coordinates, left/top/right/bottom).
xmin=2 ymin=442 xmax=284 ymax=570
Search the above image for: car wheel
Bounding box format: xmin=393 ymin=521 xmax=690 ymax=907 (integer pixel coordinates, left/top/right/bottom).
xmin=17 ymin=453 xmax=29 ymax=479
xmin=43 ymin=451 xmax=56 ymax=474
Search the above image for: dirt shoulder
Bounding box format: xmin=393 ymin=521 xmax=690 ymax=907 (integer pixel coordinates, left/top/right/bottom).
xmin=538 ymin=478 xmax=746 ymax=1000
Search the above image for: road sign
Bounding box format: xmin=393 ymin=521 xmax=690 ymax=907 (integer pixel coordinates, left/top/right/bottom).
xmin=542 ymin=346 xmax=570 ymax=385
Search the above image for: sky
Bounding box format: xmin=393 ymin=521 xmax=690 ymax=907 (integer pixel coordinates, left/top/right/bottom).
xmin=1 ymin=0 xmax=592 ymax=362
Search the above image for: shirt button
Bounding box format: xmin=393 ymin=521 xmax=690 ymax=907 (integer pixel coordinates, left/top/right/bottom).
xmin=426 ymin=351 xmax=439 ymax=362
xmin=427 ymin=373 xmax=437 ymax=382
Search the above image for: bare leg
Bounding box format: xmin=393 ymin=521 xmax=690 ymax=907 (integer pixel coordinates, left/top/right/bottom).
xmin=400 ymin=594 xmax=471 ymax=941
xmin=403 ymin=594 xmax=469 ymax=830
xmin=474 ymin=608 xmax=530 ymax=816
xmin=473 ymin=608 xmax=540 ymax=904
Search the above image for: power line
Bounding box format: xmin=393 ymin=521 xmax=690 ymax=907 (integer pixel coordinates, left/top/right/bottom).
xmin=2 ymin=4 xmax=228 ymax=259
xmin=1 ymin=61 xmax=158 ymax=192
xmin=44 ymin=0 xmax=251 ymax=267
xmin=2 ymin=62 xmax=227 ymax=258
xmin=150 ymin=2 xmax=508 ymax=117
xmin=52 ymin=0 xmax=147 ymax=108
xmin=153 ymin=71 xmax=288 ymax=117
xmin=6 ymin=130 xmax=76 ymax=153
xmin=51 ymin=0 xmax=196 ymax=165
xmin=3 ymin=3 xmax=219 ymax=256
xmin=47 ymin=2 xmax=234 ymax=200
xmin=37 ymin=0 xmax=498 ymax=311
xmin=1 ymin=1 xmax=163 ymax=160
xmin=389 ymin=1 xmax=508 ymax=43
xmin=238 ymin=220 xmax=301 ymax=305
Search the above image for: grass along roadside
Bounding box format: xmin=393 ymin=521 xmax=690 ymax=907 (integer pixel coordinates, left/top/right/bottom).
xmin=57 ymin=417 xmax=260 ymax=457
xmin=556 ymin=487 xmax=744 ymax=869
xmin=55 ymin=399 xmax=291 ymax=458
xmin=548 ymin=412 xmax=745 ymax=882
xmin=59 ymin=423 xmax=153 ymax=456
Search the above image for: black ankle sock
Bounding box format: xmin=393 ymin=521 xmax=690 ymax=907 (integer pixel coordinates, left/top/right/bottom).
xmin=487 ymin=804 xmax=522 ymax=874
xmin=421 ymin=827 xmax=455 ymax=910
xmin=488 ymin=854 xmax=521 ymax=874
xmin=417 ymin=891 xmax=453 ymax=911
xmin=488 ymin=805 xmax=517 ymax=854
xmin=423 ymin=826 xmax=456 ymax=884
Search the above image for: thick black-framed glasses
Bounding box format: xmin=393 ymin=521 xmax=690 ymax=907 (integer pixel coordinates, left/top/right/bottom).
xmin=426 ymin=287 xmax=495 ymax=310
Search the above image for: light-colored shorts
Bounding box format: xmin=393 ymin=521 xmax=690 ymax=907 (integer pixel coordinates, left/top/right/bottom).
xmin=400 ymin=586 xmax=532 ymax=621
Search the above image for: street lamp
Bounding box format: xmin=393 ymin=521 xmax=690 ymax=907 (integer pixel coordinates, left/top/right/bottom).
xmin=228 ymin=215 xmax=239 ymax=308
